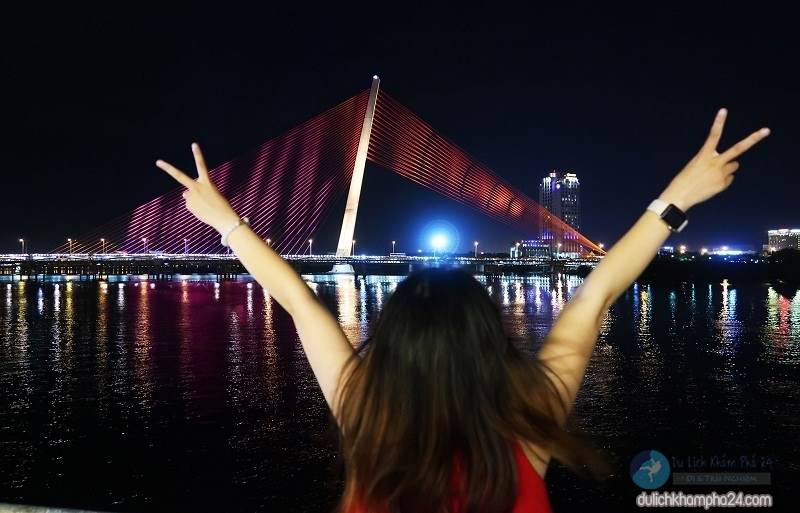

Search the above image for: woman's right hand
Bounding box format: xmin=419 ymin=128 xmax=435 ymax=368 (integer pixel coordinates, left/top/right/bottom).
xmin=156 ymin=143 xmax=241 ymax=234
xmin=658 ymin=109 xmax=770 ymax=211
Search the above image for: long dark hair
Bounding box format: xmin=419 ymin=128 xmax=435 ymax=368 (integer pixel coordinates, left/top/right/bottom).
xmin=336 ymin=268 xmax=603 ymax=513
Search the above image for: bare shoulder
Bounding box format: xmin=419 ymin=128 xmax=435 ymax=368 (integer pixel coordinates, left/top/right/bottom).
xmin=517 ymin=438 xmax=550 ymax=478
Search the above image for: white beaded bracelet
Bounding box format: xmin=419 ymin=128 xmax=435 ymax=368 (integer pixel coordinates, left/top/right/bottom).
xmin=220 ymin=216 xmax=250 ymax=247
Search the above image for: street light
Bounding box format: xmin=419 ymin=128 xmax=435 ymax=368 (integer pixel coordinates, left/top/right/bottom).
xmin=679 ymin=244 xmax=687 ymax=255
xmin=598 ymin=242 xmax=605 ymax=250
xmin=308 ymin=239 xmax=313 ymax=256
xmin=701 ymin=247 xmax=709 ymax=255
xmin=391 ymin=240 xmax=396 ymax=254
xmin=100 ymin=238 xmax=106 ymax=254
xmin=19 ymin=238 xmax=25 ymax=254
xmin=142 ymin=237 xmax=148 ymax=253
xmin=352 ymin=239 xmax=356 ymax=255
xmin=515 ymin=241 xmax=520 ymax=259
xmin=266 ymin=238 xmax=272 ymax=245
xmin=67 ymin=238 xmax=73 ymax=254
xmin=556 ymin=242 xmax=562 ymax=258
xmin=474 ymin=241 xmax=479 ymax=258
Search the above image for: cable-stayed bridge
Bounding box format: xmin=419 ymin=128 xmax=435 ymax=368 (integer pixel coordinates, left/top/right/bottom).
xmin=7 ymin=77 xmax=603 ymax=277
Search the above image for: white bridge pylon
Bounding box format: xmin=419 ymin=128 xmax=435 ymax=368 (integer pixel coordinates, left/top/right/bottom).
xmin=335 ymin=75 xmax=380 ymax=257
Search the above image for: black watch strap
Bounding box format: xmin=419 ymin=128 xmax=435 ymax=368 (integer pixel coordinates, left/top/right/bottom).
xmin=647 ymin=199 xmax=688 ymax=233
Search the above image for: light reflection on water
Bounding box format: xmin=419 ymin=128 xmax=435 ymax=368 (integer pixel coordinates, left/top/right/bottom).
xmin=0 ymin=274 xmax=798 ymax=512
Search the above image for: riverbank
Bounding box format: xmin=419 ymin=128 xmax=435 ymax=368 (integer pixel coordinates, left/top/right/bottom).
xmin=635 ymin=249 xmax=799 ymax=287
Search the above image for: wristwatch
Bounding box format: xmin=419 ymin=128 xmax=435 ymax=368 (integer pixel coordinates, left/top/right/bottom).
xmin=647 ymin=199 xmax=688 ymax=233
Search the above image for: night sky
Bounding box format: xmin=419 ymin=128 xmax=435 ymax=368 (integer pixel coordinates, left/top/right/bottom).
xmin=5 ymin=4 xmax=798 ymax=254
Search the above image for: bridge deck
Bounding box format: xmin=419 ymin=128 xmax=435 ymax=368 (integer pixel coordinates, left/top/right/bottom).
xmin=0 ymin=254 xmax=599 ymax=278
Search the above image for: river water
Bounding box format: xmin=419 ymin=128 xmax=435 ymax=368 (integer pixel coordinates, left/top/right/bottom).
xmin=1 ymin=274 xmax=798 ymax=511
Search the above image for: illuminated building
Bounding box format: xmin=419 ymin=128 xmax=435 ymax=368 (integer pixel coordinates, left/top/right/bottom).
xmin=539 ymin=171 xmax=581 ymax=253
xmin=519 ymin=239 xmax=551 ymax=258
xmin=539 ymin=171 xmax=581 ymax=230
xmin=767 ymin=228 xmax=800 ymax=251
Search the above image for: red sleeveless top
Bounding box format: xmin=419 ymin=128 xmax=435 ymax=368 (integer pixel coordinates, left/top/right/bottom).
xmin=349 ymin=441 xmax=553 ymax=512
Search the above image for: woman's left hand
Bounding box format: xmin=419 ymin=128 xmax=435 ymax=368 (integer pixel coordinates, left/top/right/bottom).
xmin=658 ymin=109 xmax=770 ymax=211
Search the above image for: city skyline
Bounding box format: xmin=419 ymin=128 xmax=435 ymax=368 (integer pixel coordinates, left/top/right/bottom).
xmin=4 ymin=5 xmax=798 ymax=253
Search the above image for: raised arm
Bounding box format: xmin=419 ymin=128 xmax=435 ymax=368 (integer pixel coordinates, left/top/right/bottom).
xmin=156 ymin=144 xmax=355 ymax=414
xmin=538 ymin=109 xmax=770 ymax=424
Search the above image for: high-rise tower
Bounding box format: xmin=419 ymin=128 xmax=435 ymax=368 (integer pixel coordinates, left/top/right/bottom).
xmin=539 ymin=171 xmax=581 ymax=253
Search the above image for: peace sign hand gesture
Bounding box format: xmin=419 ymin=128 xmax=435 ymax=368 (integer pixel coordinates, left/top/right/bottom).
xmin=156 ymin=143 xmax=241 ymax=234
xmin=659 ymin=109 xmax=770 ymax=211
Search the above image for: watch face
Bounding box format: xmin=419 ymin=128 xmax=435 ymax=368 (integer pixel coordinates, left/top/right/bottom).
xmin=662 ymin=204 xmax=687 ymax=232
